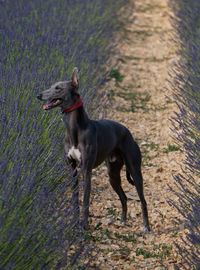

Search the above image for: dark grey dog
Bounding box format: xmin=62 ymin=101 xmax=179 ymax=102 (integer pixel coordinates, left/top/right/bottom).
xmin=37 ymin=68 xmax=150 ymax=232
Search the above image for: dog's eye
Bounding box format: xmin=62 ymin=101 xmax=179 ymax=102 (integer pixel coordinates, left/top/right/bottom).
xmin=55 ymin=86 xmax=60 ymax=90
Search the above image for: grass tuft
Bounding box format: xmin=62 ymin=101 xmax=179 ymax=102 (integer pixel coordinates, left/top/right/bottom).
xmin=110 ymin=69 xmax=124 ymax=82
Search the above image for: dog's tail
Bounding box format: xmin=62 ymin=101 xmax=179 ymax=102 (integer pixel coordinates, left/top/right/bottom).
xmin=126 ymin=169 xmax=135 ymax=186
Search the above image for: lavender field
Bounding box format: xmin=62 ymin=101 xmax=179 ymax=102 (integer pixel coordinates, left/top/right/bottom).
xmin=170 ymin=0 xmax=200 ymax=268
xmin=0 ymin=0 xmax=126 ymax=268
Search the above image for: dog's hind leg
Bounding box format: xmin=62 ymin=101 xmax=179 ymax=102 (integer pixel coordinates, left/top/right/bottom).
xmin=134 ymin=166 xmax=150 ymax=232
xmin=119 ymin=135 xmax=150 ymax=232
xmin=106 ymin=155 xmax=127 ymax=225
xmin=126 ymin=159 xmax=150 ymax=232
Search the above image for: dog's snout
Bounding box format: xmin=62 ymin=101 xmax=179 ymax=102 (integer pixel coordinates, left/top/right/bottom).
xmin=37 ymin=94 xmax=42 ymax=100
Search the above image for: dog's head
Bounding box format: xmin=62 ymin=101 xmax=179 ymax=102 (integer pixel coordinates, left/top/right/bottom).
xmin=37 ymin=68 xmax=79 ymax=110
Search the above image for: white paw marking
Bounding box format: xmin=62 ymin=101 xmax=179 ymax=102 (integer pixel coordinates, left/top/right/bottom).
xmin=68 ymin=146 xmax=81 ymax=162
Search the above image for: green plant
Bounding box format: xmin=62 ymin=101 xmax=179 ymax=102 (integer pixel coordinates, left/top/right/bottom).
xmin=164 ymin=144 xmax=180 ymax=153
xmin=107 ymin=208 xmax=118 ymax=220
xmin=110 ymin=69 xmax=124 ymax=82
xmin=114 ymin=232 xmax=136 ymax=244
xmin=136 ymin=244 xmax=172 ymax=259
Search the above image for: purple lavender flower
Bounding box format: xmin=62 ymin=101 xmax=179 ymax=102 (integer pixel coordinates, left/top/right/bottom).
xmin=0 ymin=0 xmax=125 ymax=268
xmin=169 ymin=0 xmax=200 ymax=268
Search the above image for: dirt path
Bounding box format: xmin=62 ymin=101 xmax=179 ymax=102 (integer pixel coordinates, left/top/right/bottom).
xmin=89 ymin=0 xmax=185 ymax=269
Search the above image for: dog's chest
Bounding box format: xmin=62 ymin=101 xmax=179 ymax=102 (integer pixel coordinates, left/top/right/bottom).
xmin=68 ymin=146 xmax=81 ymax=162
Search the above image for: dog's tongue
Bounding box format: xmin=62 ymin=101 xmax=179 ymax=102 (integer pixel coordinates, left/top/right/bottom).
xmin=43 ymin=99 xmax=62 ymax=110
xmin=43 ymin=103 xmax=53 ymax=110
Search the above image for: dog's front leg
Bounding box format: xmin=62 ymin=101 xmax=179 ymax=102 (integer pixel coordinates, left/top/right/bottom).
xmin=82 ymin=169 xmax=92 ymax=229
xmin=81 ymin=144 xmax=96 ymax=229
xmin=65 ymin=142 xmax=80 ymax=222
xmin=70 ymin=159 xmax=80 ymax=223
xmin=80 ymin=130 xmax=97 ymax=229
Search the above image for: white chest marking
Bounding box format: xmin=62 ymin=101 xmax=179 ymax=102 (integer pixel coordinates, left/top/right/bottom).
xmin=68 ymin=146 xmax=81 ymax=162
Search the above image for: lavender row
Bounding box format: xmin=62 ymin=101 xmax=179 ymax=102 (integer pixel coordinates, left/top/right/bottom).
xmin=0 ymin=0 xmax=125 ymax=268
xmin=169 ymin=0 xmax=200 ymax=268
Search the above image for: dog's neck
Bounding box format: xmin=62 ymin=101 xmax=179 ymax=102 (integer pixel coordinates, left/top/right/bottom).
xmin=62 ymin=99 xmax=89 ymax=145
xmin=62 ymin=96 xmax=83 ymax=114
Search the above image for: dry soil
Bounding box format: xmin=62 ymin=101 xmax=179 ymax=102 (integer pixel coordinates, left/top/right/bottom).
xmin=89 ymin=0 xmax=186 ymax=269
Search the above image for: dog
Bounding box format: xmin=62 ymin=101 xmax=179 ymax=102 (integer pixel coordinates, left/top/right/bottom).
xmin=37 ymin=68 xmax=150 ymax=232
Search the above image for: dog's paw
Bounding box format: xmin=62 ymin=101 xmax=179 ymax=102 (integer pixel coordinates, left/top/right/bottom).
xmin=142 ymin=225 xmax=151 ymax=233
xmin=120 ymin=220 xmax=126 ymax=226
xmin=80 ymin=220 xmax=89 ymax=230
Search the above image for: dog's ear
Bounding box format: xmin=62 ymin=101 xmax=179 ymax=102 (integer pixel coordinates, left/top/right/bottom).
xmin=71 ymin=67 xmax=79 ymax=88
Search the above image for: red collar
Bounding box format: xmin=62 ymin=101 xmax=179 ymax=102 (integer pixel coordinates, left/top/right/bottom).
xmin=62 ymin=96 xmax=84 ymax=114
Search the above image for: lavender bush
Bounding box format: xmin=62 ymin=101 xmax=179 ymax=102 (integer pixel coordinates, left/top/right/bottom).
xmin=169 ymin=0 xmax=200 ymax=268
xmin=0 ymin=0 xmax=126 ymax=268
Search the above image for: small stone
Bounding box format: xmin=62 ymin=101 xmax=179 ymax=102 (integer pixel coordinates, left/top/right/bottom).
xmin=111 ymin=244 xmax=120 ymax=249
xmin=102 ymin=217 xmax=115 ymax=224
xmin=126 ymin=191 xmax=137 ymax=200
xmin=99 ymin=256 xmax=106 ymax=264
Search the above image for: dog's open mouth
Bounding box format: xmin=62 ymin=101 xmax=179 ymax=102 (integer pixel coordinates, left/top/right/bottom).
xmin=43 ymin=99 xmax=63 ymax=110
